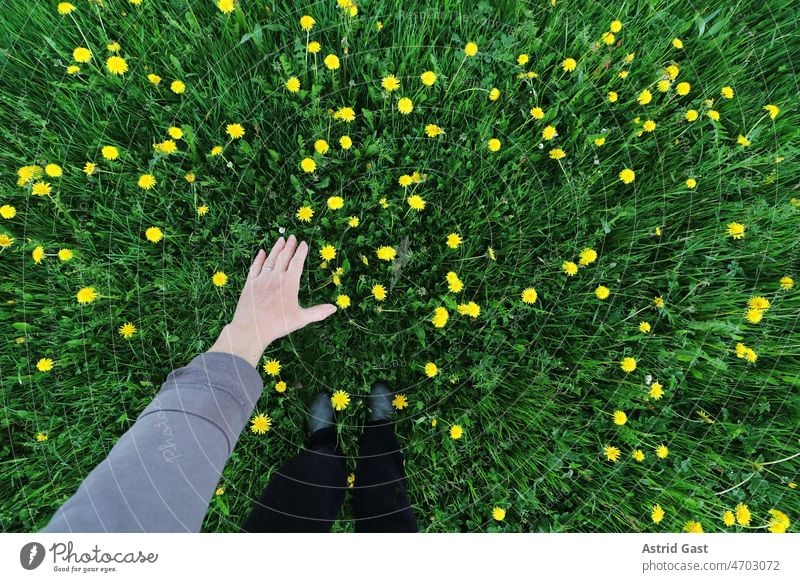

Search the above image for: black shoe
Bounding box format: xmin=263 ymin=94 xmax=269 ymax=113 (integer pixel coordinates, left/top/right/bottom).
xmin=367 ymin=381 xmax=394 ymax=422
xmin=307 ymin=392 xmax=334 ymax=436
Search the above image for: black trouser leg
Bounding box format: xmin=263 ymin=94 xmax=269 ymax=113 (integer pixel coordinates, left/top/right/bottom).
xmin=353 ymin=420 xmax=418 ymax=532
xmin=241 ymin=427 xmax=346 ymax=532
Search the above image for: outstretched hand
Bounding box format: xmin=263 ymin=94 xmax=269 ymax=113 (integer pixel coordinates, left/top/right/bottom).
xmin=208 ymin=235 xmax=337 ymax=367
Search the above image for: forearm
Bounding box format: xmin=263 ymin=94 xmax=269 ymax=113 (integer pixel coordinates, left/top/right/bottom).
xmin=207 ymin=323 xmax=270 ymax=368
xmin=41 ymin=351 xmax=264 ymax=532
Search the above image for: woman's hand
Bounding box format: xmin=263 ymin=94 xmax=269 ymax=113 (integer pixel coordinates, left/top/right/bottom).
xmin=207 ymin=235 xmax=337 ymax=367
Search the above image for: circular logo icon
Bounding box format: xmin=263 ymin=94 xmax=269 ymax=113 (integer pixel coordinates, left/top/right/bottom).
xmin=20 ymin=542 xmax=46 ymax=570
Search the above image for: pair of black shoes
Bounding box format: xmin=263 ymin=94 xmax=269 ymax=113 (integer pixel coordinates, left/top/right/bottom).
xmin=307 ymin=381 xmax=394 ymax=436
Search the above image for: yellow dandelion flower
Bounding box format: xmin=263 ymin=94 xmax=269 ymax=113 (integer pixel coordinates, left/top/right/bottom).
xmin=76 ymin=286 xmax=98 ymax=304
xmin=450 ymin=424 xmax=463 ymax=439
xmin=37 ymin=358 xmax=54 ymax=372
xmin=212 ymin=271 xmax=228 ymax=287
xmin=521 ymin=287 xmax=538 ymax=304
xmin=226 ymin=123 xmax=245 ymax=139
xmin=392 ymin=394 xmax=408 ymax=410
xmin=250 ymin=413 xmax=272 ymax=435
xmin=612 ymin=410 xmax=627 ymax=426
xmin=621 ymin=357 xmax=637 ymax=373
xmin=331 ymin=390 xmax=350 ymax=411
xmin=727 ymin=222 xmax=745 ymax=239
xmin=464 ymin=42 xmax=478 ymax=57
xmin=119 ymin=322 xmax=137 ymax=339
xmin=376 ymin=245 xmax=396 ymax=261
xmin=446 ymin=233 xmax=462 ymax=249
xmin=651 ymin=504 xmax=665 ymax=524
xmin=655 ymin=444 xmax=669 ymax=459
xmin=106 ymin=56 xmax=128 ymax=75
xmin=424 ymin=362 xmax=438 ymax=378
xmin=604 ymin=445 xmax=621 ymax=462
xmin=145 ymin=227 xmax=163 ymax=243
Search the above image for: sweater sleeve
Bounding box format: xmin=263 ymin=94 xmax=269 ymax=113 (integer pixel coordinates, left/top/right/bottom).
xmin=41 ymin=351 xmax=264 ymax=532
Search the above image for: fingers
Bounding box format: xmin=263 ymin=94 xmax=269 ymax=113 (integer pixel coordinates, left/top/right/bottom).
xmin=275 ymin=234 xmax=298 ymax=272
xmin=261 ymin=237 xmax=286 ymax=275
xmin=247 ymin=248 xmax=266 ymax=282
xmin=301 ymin=303 xmax=337 ymax=324
xmin=288 ymin=240 xmax=308 ymax=275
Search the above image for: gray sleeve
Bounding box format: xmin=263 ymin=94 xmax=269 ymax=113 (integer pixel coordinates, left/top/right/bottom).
xmin=41 ymin=351 xmax=264 ymax=532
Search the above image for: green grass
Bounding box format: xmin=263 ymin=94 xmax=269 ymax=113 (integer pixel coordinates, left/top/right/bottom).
xmin=1 ymin=0 xmax=798 ymax=532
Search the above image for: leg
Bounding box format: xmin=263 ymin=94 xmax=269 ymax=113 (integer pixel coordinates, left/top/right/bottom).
xmin=353 ymin=419 xmax=418 ymax=532
xmin=241 ymin=427 xmax=346 ymax=532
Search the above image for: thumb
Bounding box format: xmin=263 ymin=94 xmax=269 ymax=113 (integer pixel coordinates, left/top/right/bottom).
xmin=302 ymin=303 xmax=337 ymax=324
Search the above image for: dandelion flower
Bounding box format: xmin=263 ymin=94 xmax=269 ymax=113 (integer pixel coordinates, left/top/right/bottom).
xmin=767 ymin=509 xmax=790 ymax=533
xmin=275 ymin=381 xmax=287 ymax=393
xmin=561 ymin=58 xmax=577 ymax=72
xmin=106 ymin=56 xmax=128 ymax=75
xmin=421 ymin=71 xmax=437 ymax=86
xmin=147 ymin=73 xmax=161 ymax=84
xmin=102 ymin=145 xmax=119 ymax=160
xmin=296 ymin=206 xmax=314 ymax=222
xmin=376 ymin=246 xmax=396 ymax=261
xmin=642 ymin=119 xmax=656 ymax=132
xmin=653 ymin=296 xmax=665 ymax=308
xmin=594 ymin=136 xmax=606 ymax=147
xmin=683 ymin=520 xmax=703 ymax=533
xmin=32 ymin=182 xmax=52 ymax=196
xmin=763 ymin=104 xmax=780 ymax=119
xmin=320 ymin=244 xmax=337 ymax=261
xmin=621 ymin=357 xmax=637 ymax=373
xmin=424 ymin=362 xmax=438 ymax=378
xmin=119 ymin=322 xmax=137 ymax=339
xmin=487 ymin=138 xmax=501 ymax=152
xmin=324 ymin=54 xmax=340 ymax=70
xmin=307 ymin=41 xmax=321 ymax=53
xmin=651 ymin=504 xmax=665 ymax=524
xmin=0 ymin=234 xmax=14 ymax=248
xmin=578 ymin=248 xmax=597 ymax=266
xmin=446 ymin=233 xmax=462 ymax=249
xmin=226 ymin=123 xmax=245 ymax=139
xmin=1 ymin=205 xmax=17 ymax=219
xmin=639 ymin=321 xmax=651 ymax=333
xmin=300 ymin=157 xmax=316 ymax=173
xmin=632 ymin=449 xmax=645 ymax=462
xmin=521 ymin=287 xmax=538 ymax=304
xmin=314 ymin=139 xmax=329 ymax=155
xmin=392 ymin=394 xmax=408 ymax=410
xmin=327 ymin=196 xmax=344 ymax=210
xmin=595 ymin=285 xmax=610 ymax=300
xmin=613 ymin=410 xmax=628 ymax=426
xmin=58 ymin=2 xmax=76 ymax=15
xmin=608 ymin=91 xmax=618 ymax=103
xmin=655 ymin=444 xmax=669 ymax=459
xmin=431 ymin=307 xmax=449 ymax=328
xmin=76 ymin=286 xmax=98 ymax=304
xmin=672 ymin=38 xmax=684 ymax=49
xmin=138 ymin=174 xmax=156 ymax=190
xmin=779 ymin=275 xmax=794 ymax=290
xmin=381 ymin=75 xmax=400 ymax=92
xmin=457 ymin=301 xmax=480 ymax=318
xmin=562 ymin=261 xmax=578 ymax=276
xmin=339 ymin=135 xmax=352 ymax=149
xmin=492 ymin=507 xmax=506 ymax=521
xmin=37 ymin=358 xmax=54 ymax=372
xmin=488 ymin=87 xmax=500 ymax=101
xmin=372 ymin=284 xmax=387 ymax=301
xmin=619 ymin=168 xmax=636 ymax=184
xmin=745 ymin=308 xmax=763 ymax=324
xmin=36 ymin=432 xmax=49 ymax=442
xmin=450 ymin=424 xmax=463 ymax=439
xmin=723 ymin=511 xmax=736 ymax=527
xmin=397 ymin=97 xmax=414 ymax=114
xmin=727 ymin=222 xmax=745 ymax=239
xmin=604 ymin=445 xmax=621 ymax=462
xmin=250 ymin=413 xmax=271 ymax=434
xmin=299 ymin=14 xmax=315 ymax=30
xmin=32 ymin=246 xmax=45 ymax=264
xmin=407 ymin=195 xmax=426 ymax=211
xmin=464 ymin=42 xmax=478 ymax=57
xmin=347 ymin=215 xmax=359 ymax=227
xmin=145 ymin=227 xmax=163 ymax=243
xmin=73 ymin=47 xmax=92 ymax=63
xmin=734 ymin=503 xmax=751 ymax=526
xmin=425 ymin=124 xmax=443 ymax=137
xmin=446 ymin=272 xmax=464 ymax=293
xmin=637 ymin=89 xmax=652 ymax=105
xmin=530 ymin=106 xmax=545 ymax=119
xmin=212 ymin=271 xmax=228 ymax=287
xmin=331 ymin=390 xmax=350 ymax=411
xmin=737 ymin=134 xmax=751 ymax=147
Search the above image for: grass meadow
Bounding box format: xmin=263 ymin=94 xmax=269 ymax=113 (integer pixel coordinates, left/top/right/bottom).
xmin=0 ymin=0 xmax=798 ymax=532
